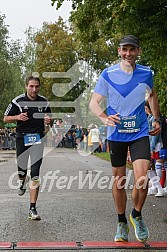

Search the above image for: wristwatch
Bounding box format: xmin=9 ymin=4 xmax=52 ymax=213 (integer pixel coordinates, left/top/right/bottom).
xmin=153 ymin=118 xmax=161 ymax=124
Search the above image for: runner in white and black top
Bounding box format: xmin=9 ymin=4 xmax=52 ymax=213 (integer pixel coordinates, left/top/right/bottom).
xmin=4 ymin=76 xmax=52 ymax=220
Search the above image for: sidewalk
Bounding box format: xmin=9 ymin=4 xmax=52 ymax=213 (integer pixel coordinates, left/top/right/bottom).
xmin=0 ymin=149 xmax=16 ymax=162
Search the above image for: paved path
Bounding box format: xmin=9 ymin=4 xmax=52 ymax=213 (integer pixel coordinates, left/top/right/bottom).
xmin=0 ymin=147 xmax=166 ymax=251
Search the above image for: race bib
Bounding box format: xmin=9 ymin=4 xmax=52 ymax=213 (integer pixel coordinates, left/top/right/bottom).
xmin=117 ymin=115 xmax=141 ymax=133
xmin=24 ymin=133 xmax=41 ymax=146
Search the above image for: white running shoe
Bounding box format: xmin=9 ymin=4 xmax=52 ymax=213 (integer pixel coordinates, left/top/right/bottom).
xmin=155 ymin=189 xmax=166 ymax=197
xmin=163 ymin=187 xmax=167 ymax=194
xmin=148 ymin=187 xmax=157 ymax=195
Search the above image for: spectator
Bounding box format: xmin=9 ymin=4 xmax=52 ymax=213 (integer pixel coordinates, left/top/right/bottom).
xmin=89 ymin=124 xmax=101 ymax=153
xmin=145 ymin=102 xmax=165 ymax=197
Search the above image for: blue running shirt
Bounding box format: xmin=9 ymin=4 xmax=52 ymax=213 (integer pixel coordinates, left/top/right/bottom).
xmin=94 ymin=63 xmax=153 ymax=142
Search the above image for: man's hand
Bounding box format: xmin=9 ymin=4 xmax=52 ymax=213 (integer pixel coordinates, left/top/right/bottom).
xmin=44 ymin=114 xmax=51 ymax=125
xmin=17 ymin=113 xmax=29 ymax=121
xmin=100 ymin=113 xmax=120 ymax=126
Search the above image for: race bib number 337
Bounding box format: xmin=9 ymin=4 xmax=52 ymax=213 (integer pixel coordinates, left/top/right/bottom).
xmin=117 ymin=115 xmax=141 ymax=133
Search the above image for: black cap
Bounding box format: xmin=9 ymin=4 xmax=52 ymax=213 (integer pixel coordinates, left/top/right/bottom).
xmin=119 ymin=35 xmax=140 ymax=47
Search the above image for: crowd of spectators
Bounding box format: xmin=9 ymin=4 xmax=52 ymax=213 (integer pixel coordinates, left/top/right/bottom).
xmin=47 ymin=120 xmax=108 ymax=153
xmin=0 ymin=119 xmax=108 ymax=153
xmin=0 ymin=128 xmax=16 ymax=150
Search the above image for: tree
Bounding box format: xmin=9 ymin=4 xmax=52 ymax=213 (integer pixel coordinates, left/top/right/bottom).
xmin=33 ymin=18 xmax=79 ymax=123
xmin=0 ymin=14 xmax=25 ymax=126
xmin=23 ymin=26 xmax=38 ymax=77
xmin=34 ymin=18 xmax=77 ymax=98
xmin=51 ymin=0 xmax=167 ymax=115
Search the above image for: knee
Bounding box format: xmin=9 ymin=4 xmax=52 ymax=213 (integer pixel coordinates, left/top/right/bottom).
xmin=29 ymin=178 xmax=40 ymax=189
xmin=135 ymin=176 xmax=148 ymax=189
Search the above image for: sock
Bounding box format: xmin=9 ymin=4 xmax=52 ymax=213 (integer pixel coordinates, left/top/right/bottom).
xmin=156 ymin=169 xmax=162 ymax=179
xmin=148 ymin=170 xmax=157 ymax=189
xmin=155 ymin=162 xmax=163 ymax=179
xmin=164 ymin=161 xmax=167 ymax=187
xmin=30 ymin=203 xmax=36 ymax=210
xmin=118 ymin=213 xmax=127 ymax=224
xmin=164 ymin=161 xmax=167 ymax=171
xmin=155 ymin=162 xmax=163 ymax=190
xmin=132 ymin=208 xmax=141 ymax=218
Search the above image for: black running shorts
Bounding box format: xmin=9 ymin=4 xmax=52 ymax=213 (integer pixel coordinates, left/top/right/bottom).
xmin=16 ymin=136 xmax=44 ymax=180
xmin=108 ymin=136 xmax=151 ymax=167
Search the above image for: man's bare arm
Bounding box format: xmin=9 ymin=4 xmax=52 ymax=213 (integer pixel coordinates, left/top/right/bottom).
xmin=89 ymin=93 xmax=120 ymax=126
xmin=148 ymin=88 xmax=161 ymax=135
xmin=148 ymin=89 xmax=160 ymax=120
xmin=3 ymin=113 xmax=28 ymax=123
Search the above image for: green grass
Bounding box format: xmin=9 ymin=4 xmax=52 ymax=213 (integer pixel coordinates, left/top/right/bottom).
xmin=93 ymin=152 xmax=110 ymax=161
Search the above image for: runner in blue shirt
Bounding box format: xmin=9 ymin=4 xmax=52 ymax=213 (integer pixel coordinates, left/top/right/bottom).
xmin=89 ymin=35 xmax=161 ymax=243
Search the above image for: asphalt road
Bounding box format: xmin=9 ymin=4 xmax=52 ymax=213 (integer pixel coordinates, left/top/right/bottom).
xmin=0 ymin=148 xmax=166 ymax=252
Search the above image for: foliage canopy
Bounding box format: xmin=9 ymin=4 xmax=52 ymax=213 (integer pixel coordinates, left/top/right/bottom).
xmin=51 ymin=0 xmax=167 ymax=115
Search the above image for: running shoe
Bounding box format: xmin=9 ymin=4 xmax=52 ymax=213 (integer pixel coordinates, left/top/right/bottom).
xmin=18 ymin=176 xmax=29 ymax=196
xmin=114 ymin=222 xmax=129 ymax=242
xmin=155 ymin=189 xmax=166 ymax=197
xmin=28 ymin=208 xmax=41 ymax=220
xmin=147 ymin=187 xmax=157 ymax=195
xmin=163 ymin=187 xmax=167 ymax=194
xmin=130 ymin=214 xmax=149 ymax=242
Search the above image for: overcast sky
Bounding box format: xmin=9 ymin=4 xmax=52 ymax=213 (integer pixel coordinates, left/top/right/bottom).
xmin=0 ymin=0 xmax=71 ymax=41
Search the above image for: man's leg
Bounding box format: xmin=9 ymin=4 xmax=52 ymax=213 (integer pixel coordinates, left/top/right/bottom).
xmin=164 ymin=160 xmax=167 ymax=192
xmin=153 ymin=159 xmax=165 ymax=197
xmin=112 ymin=165 xmax=129 ymax=242
xmin=28 ymin=143 xmax=44 ymax=220
xmin=112 ymin=166 xmax=127 ymax=216
xmin=16 ymin=137 xmax=29 ymax=196
xmin=109 ymin=140 xmax=129 ymax=242
xmin=130 ymin=159 xmax=150 ymax=242
xmin=28 ymin=179 xmax=41 ymax=220
xmin=129 ymin=137 xmax=150 ymax=242
xmin=158 ymin=149 xmax=167 ymax=192
xmin=29 ymin=180 xmax=40 ymax=207
xmin=132 ymin=159 xmax=149 ymax=212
